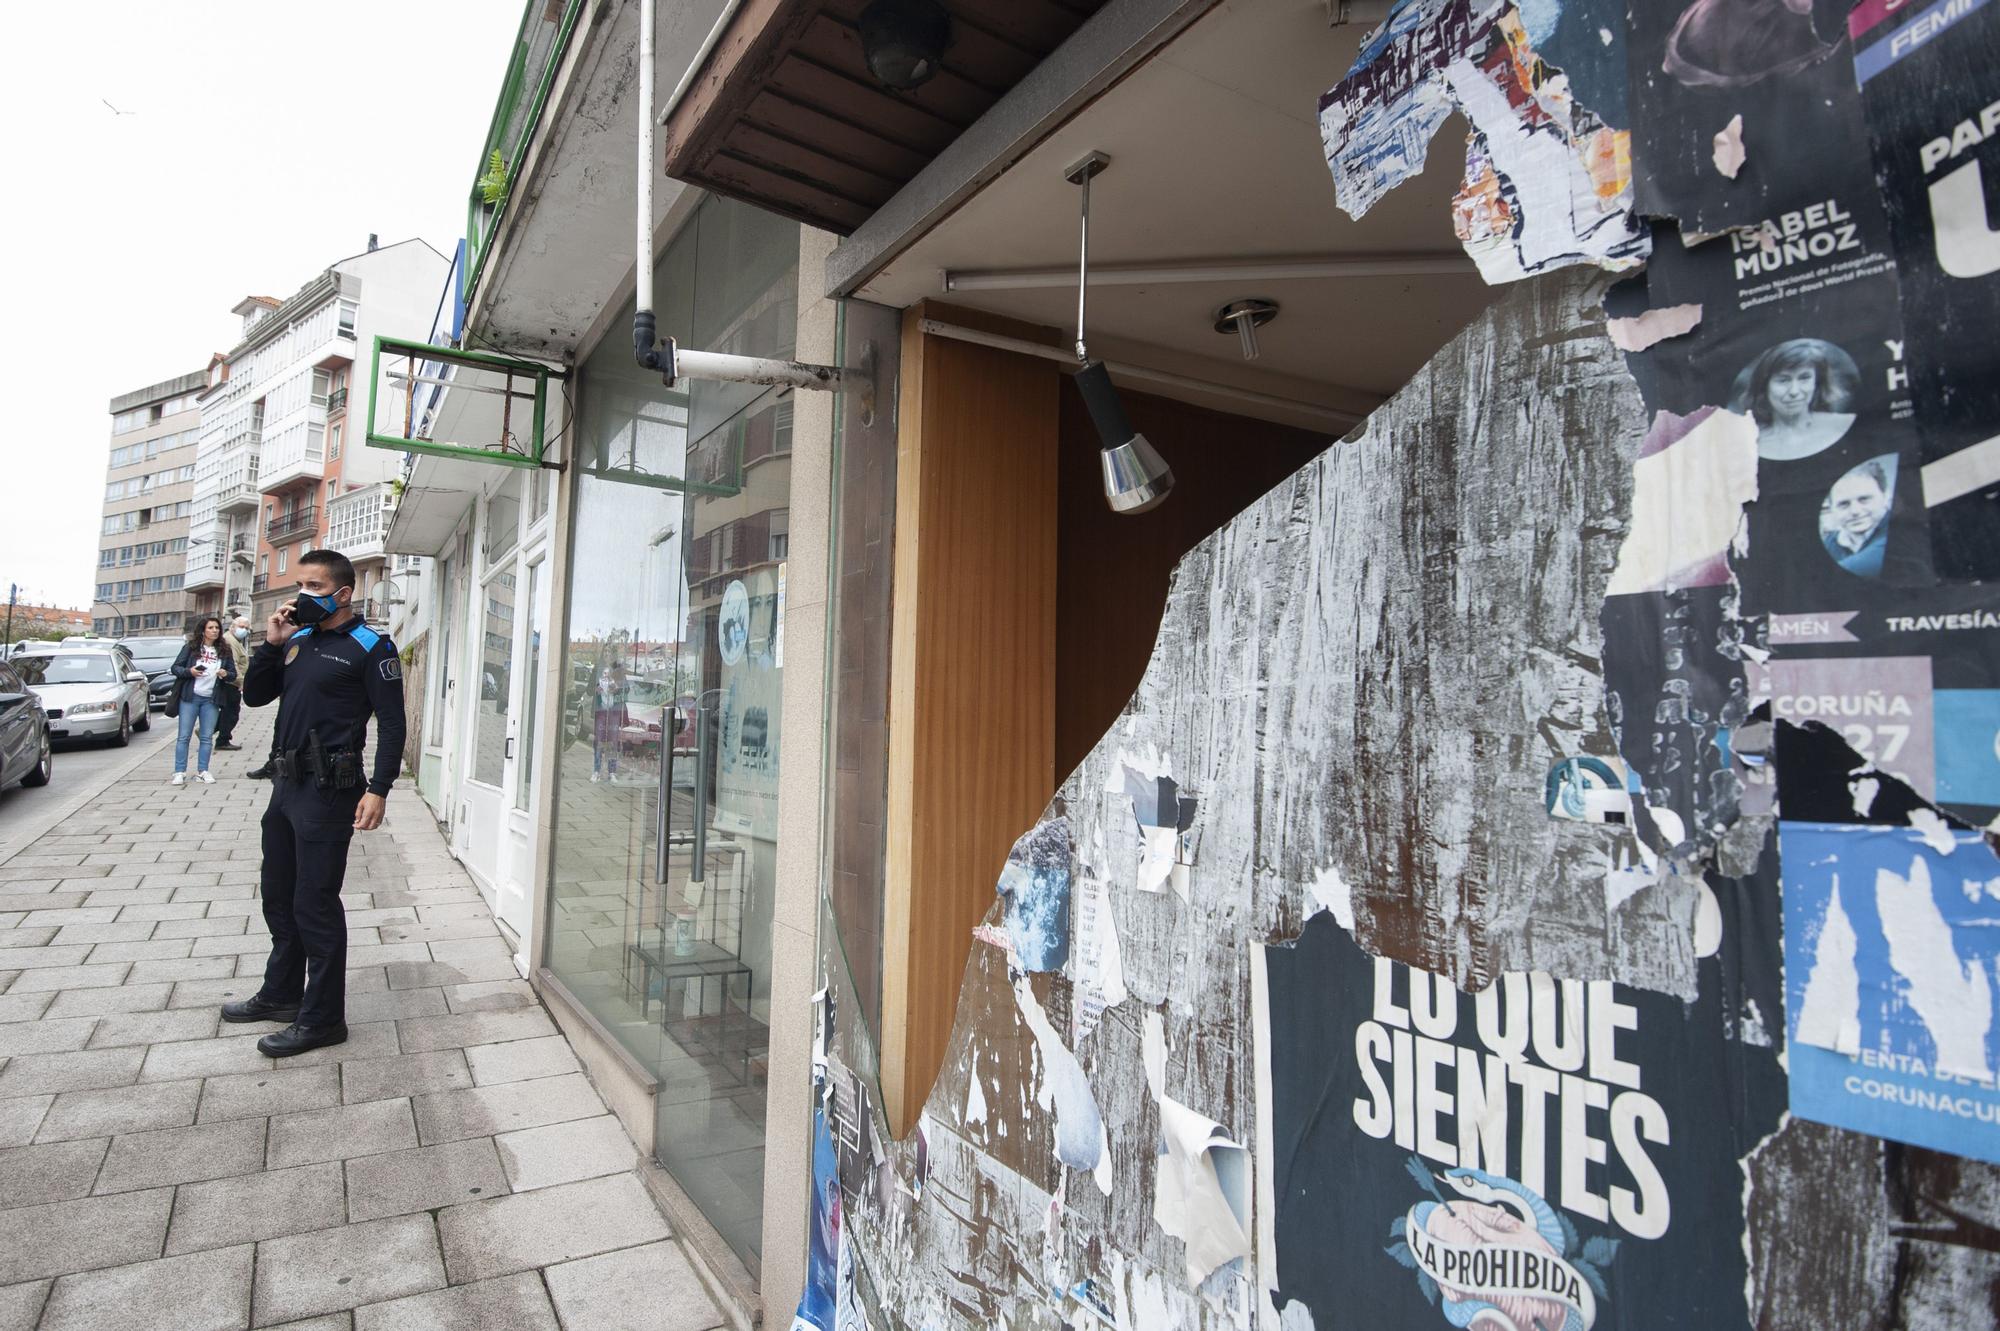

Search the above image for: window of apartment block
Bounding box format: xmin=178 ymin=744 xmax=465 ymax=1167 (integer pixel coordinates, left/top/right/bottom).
xmin=329 ymin=424 xmax=342 ymax=460
xmin=277 ymin=549 xmax=287 ymax=575
xmin=337 ymin=301 xmax=358 ymax=338
xmin=259 ymin=554 xmax=269 ymax=577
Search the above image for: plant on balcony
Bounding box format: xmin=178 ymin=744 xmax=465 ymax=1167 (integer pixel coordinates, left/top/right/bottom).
xmin=478 ymin=151 xmax=509 ymax=205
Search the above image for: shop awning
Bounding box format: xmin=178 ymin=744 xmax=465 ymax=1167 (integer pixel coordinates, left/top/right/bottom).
xmin=658 ymin=0 xmax=1115 ymax=235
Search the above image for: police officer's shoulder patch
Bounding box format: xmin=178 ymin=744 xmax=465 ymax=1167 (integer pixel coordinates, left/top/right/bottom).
xmin=284 ymin=643 xmax=301 ymax=665
xmin=379 ymin=656 xmax=402 ymax=682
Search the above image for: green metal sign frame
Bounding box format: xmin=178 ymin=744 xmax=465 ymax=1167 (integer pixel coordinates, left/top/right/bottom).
xmin=364 ymin=335 xmax=563 ymax=469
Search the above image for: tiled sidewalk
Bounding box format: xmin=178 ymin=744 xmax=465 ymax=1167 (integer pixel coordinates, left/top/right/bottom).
xmin=0 ymin=703 xmax=725 ymax=1331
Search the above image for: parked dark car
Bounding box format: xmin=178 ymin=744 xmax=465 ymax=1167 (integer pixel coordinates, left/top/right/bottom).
xmin=118 ymin=636 xmax=184 ymax=711
xmin=0 ymin=659 xmax=53 ymax=791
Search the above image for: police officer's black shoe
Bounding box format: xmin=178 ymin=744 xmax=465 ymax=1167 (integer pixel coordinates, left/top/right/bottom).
xmin=216 ymin=740 xmax=242 ymax=751
xmin=246 ymin=761 xmax=274 ymax=779
xmin=258 ymin=1022 xmax=348 ymax=1058
xmin=221 ymin=996 xmax=300 ymax=1024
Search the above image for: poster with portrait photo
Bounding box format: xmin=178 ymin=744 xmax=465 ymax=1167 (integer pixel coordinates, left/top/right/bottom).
xmin=1609 ymin=203 xmax=1931 ymax=614
xmin=1851 ymin=0 xmax=2000 ymax=580
xmin=1627 ymin=0 xmax=1865 ymax=233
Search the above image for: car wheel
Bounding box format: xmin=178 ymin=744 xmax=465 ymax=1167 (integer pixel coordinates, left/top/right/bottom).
xmin=134 ymin=703 xmax=150 ymax=733
xmin=111 ymin=708 xmax=131 ymax=748
xmin=20 ymin=731 xmax=51 ymax=787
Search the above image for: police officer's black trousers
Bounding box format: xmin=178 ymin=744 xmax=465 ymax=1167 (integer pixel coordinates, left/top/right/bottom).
xmin=215 ymin=684 xmax=241 ymax=743
xmin=257 ymin=776 xmax=361 ymax=1027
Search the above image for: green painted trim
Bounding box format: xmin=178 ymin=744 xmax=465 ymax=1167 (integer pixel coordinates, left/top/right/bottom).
xmin=462 ymin=0 xmax=589 ymax=313
xmin=364 ymin=335 xmax=562 ymax=469
xmin=363 ymin=433 xmax=542 ymax=469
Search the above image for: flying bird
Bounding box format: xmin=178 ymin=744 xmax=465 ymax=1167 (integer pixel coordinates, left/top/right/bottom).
xmin=101 ymin=99 xmax=135 ymax=116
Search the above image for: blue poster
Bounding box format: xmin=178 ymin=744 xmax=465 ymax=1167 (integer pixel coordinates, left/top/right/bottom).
xmin=791 ymin=1104 xmax=840 ymax=1331
xmin=1781 ymin=820 xmax=2000 ymax=1161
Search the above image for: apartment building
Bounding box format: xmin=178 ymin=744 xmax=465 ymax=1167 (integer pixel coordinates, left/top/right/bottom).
xmin=96 ymin=371 xmax=204 ymax=636
xmin=185 ymin=238 xmax=450 ymax=624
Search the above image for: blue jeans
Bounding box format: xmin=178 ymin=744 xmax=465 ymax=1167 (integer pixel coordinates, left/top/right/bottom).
xmin=174 ymin=696 xmax=219 ymax=774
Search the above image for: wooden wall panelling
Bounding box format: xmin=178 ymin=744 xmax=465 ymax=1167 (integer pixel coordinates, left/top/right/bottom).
xmin=882 ymin=304 xmax=1060 ymax=1136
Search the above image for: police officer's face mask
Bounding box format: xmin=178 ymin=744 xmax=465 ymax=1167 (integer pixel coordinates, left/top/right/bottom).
xmin=290 ymin=589 xmax=343 ymax=626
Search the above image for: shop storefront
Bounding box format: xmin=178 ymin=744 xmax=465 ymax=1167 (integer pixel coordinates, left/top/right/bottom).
xmin=541 ymin=193 xmax=801 ymax=1274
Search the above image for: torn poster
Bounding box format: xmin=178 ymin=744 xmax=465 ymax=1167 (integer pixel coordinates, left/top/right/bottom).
xmin=1851 ymin=0 xmax=2000 ymax=580
xmin=1603 ymin=405 xmax=1758 ymax=596
xmin=1608 ymin=205 xmax=1933 ymax=617
xmin=1626 ymin=0 xmax=1858 ymax=231
xmin=1750 ymin=585 xmax=2000 ymax=825
xmin=1605 ymin=300 xmax=1702 ymax=352
xmin=793 ymin=1104 xmax=840 ymax=1331
xmin=1544 ymin=755 xmax=1633 ymax=823
xmin=1711 ymin=111 xmax=1746 ymax=178
xmin=1259 ymin=904 xmax=1785 ymax=1328
xmin=999 ymin=816 xmax=1073 ymax=973
xmin=1105 ymin=748 xmax=1195 ymax=899
xmin=1321 ymin=0 xmax=1644 ymax=280
xmin=1012 ymin=975 xmax=1106 ymax=1177
xmin=1066 ymin=872 xmax=1128 ymax=1043
xmin=1781 ymin=819 xmax=2000 ymax=1162
xmin=1143 ymin=1011 xmax=1252 ymax=1287
xmin=1448 ymin=9 xmax=1647 ymax=281
xmin=1600 ymin=584 xmax=1751 ymax=857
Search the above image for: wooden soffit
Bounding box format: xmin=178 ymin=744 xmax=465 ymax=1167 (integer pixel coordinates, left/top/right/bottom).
xmin=661 ymin=0 xmax=1108 ymax=235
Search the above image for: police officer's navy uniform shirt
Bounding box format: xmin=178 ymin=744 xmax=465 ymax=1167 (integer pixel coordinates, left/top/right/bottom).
xmin=243 ymin=616 xmax=407 ymax=796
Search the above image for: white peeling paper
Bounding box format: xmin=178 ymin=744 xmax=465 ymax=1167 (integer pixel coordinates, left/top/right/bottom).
xmin=1712 ymin=113 xmax=1746 ymax=179
xmin=1607 ymin=302 xmax=1704 ymax=353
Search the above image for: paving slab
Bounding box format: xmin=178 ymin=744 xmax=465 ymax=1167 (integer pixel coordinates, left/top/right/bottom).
xmin=33 ymin=1078 xmax=202 ymax=1142
xmin=197 ymin=1064 xmax=343 ymax=1124
xmin=267 ymin=1097 xmax=418 ymax=1168
xmin=542 ymin=1241 xmax=725 ymax=1331
xmin=441 ymin=981 xmax=535 ymax=1014
xmin=343 ymin=987 xmax=448 ymax=1024
xmin=413 ymin=1073 xmax=603 ymax=1145
xmin=45 ymin=982 xmax=174 ymax=1017
xmin=0 ymin=1046 xmax=145 ymax=1096
xmin=0 ymin=990 xmax=54 ymax=1024
xmin=0 ymin=1279 xmax=48 ymax=1331
xmin=96 ymin=1115 xmax=267 ymax=1193
xmin=463 ymin=1035 xmax=579 ymax=1086
xmin=253 ymin=1215 xmax=446 ymax=1325
xmin=87 ymin=1007 xmax=222 ymax=1048
xmin=37 ymin=1243 xmax=253 ymax=1331
xmin=394 ymin=1009 xmax=556 ymax=1055
xmin=0 ymin=1093 xmax=53 ymax=1147
xmin=435 ymin=1174 xmax=670 ymax=1284
xmin=138 ymin=1031 xmax=270 ymax=1082
xmin=493 ymin=1115 xmax=638 ymax=1193
xmin=165 ymin=1162 xmax=347 ymax=1256
xmin=0 ymin=1187 xmax=174 ymax=1283
xmin=344 ymin=1137 xmax=511 ymax=1222
xmin=7 ymin=963 xmax=133 ymax=994
xmin=339 ymin=1051 xmax=474 ymax=1105
xmin=0 ymin=1137 xmax=112 ymax=1208
xmin=349 ymin=1271 xmax=557 ymax=1331
xmin=0 ymin=1015 xmax=99 ymax=1057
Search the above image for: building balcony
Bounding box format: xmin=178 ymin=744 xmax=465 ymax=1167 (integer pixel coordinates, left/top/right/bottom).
xmin=327 ymin=484 xmax=390 ymax=563
xmin=215 ymin=480 xmax=261 ymax=514
xmin=185 ymin=548 xmax=226 ymax=591
xmin=257 ymin=422 xmax=326 ymax=493
xmin=327 ymin=387 xmax=348 ymax=415
xmin=252 ymin=574 xmax=271 ymax=595
xmin=266 ymin=506 xmax=319 ymax=545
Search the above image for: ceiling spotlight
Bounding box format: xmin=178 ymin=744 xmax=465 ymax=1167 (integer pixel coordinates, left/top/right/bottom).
xmin=1076 ymin=361 xmax=1174 ymax=515
xmin=1214 ymin=298 xmax=1279 ymax=361
xmin=1065 ymin=150 xmax=1174 ymax=514
xmin=859 ymin=0 xmax=952 ymax=91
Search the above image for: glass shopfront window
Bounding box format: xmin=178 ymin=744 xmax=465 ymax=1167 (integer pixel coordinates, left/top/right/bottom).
xmin=544 ymin=195 xmax=798 ymax=1274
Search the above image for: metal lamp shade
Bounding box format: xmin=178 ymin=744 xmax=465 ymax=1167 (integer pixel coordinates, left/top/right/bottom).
xmin=1075 ymin=360 xmax=1173 ymax=514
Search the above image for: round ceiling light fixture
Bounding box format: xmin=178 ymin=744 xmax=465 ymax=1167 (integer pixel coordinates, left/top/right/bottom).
xmin=1214 ymin=298 xmax=1280 ymax=361
xmin=859 ymin=0 xmax=952 ymax=91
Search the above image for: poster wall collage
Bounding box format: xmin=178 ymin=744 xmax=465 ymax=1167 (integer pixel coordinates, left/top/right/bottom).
xmin=790 ymin=0 xmax=2000 ymax=1325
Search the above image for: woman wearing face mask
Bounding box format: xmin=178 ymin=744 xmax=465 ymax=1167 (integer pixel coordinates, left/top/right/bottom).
xmin=169 ymin=616 xmax=237 ymax=786
xmin=1732 ymin=339 xmax=1859 ymax=460
xmin=213 ymin=616 xmax=251 ymax=752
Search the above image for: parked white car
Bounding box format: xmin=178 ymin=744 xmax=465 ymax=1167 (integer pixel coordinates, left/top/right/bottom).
xmin=12 ymin=648 xmax=151 ymax=747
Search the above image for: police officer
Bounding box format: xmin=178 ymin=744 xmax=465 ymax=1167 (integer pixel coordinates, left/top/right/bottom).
xmin=223 ymin=549 xmax=406 ymax=1056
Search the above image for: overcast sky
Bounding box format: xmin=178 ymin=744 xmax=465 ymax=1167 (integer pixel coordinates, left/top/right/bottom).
xmin=0 ymin=2 xmax=518 ymax=613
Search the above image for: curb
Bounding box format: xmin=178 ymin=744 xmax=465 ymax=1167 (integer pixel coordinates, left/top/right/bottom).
xmin=0 ymin=723 xmax=175 ymax=869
